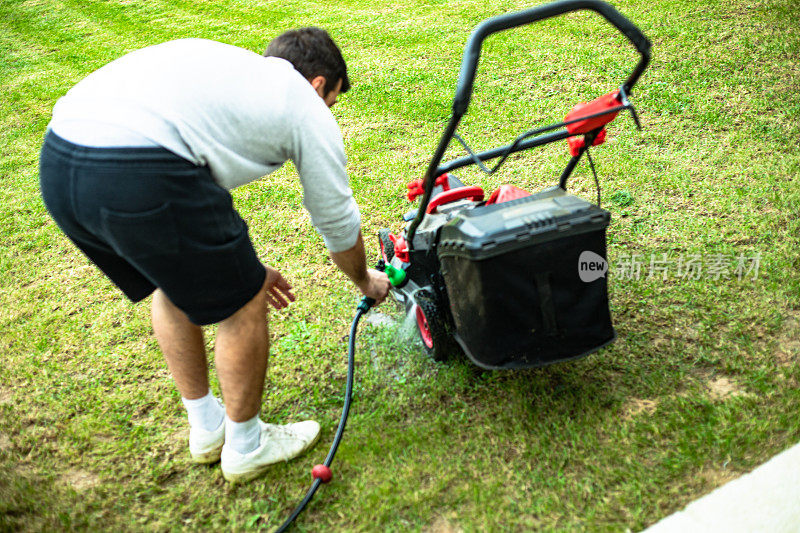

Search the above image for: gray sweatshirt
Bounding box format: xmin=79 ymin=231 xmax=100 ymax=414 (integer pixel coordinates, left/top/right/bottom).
xmin=49 ymin=38 xmax=360 ymax=252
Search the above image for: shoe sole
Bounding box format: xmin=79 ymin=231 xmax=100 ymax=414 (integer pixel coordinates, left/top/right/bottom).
xmin=191 ymin=443 xmax=224 ymax=465
xmin=221 ymin=430 xmax=321 ymax=484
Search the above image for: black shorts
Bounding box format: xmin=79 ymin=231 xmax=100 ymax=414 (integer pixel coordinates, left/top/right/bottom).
xmin=39 ymin=131 xmax=266 ymax=325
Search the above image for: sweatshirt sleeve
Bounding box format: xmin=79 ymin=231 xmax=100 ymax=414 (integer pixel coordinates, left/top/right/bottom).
xmin=289 ymin=101 xmax=361 ymax=253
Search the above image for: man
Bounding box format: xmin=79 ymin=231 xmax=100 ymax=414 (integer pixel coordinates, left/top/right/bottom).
xmin=39 ymin=28 xmax=391 ymax=483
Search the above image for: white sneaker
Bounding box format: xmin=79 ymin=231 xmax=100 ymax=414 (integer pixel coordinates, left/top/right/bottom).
xmin=220 ymin=420 xmax=321 ymax=483
xmin=189 ymin=420 xmax=226 ymax=464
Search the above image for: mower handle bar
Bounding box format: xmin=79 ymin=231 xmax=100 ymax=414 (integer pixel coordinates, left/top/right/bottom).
xmin=452 ymin=0 xmax=651 ymax=116
xmin=407 ymin=0 xmax=651 ymax=250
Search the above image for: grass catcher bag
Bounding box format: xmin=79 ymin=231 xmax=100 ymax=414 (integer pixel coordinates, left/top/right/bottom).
xmin=437 ymin=187 xmax=615 ymax=369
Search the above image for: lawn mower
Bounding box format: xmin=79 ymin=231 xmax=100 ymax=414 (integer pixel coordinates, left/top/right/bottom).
xmin=378 ymin=0 xmax=652 ymax=369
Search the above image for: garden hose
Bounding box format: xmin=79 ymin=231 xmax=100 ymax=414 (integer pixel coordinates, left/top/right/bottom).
xmin=275 ymin=260 xmax=405 ymax=531
xmin=273 ymin=295 xmax=374 ymax=533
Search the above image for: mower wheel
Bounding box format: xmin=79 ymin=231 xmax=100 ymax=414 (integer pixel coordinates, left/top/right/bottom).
xmin=378 ymin=229 xmax=394 ymax=262
xmin=414 ymin=291 xmax=452 ymax=362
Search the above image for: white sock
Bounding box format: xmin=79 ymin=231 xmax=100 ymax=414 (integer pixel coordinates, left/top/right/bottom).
xmin=225 ymin=414 xmax=262 ymax=455
xmin=181 ymin=390 xmax=224 ymax=432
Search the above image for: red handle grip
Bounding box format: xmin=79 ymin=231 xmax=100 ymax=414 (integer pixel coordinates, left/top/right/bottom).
xmin=426 ymin=186 xmax=485 ymax=214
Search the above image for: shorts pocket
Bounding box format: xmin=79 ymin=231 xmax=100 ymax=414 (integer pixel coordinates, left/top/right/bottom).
xmin=100 ymin=202 xmax=179 ymax=260
xmin=180 ymin=227 xmax=257 ymax=292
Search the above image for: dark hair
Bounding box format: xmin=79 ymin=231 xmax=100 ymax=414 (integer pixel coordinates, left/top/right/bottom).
xmin=265 ymin=27 xmax=350 ymax=95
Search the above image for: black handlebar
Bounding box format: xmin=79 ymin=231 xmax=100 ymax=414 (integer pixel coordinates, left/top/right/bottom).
xmin=453 ymin=0 xmax=650 ymax=115
xmin=406 ymin=0 xmax=651 ymax=250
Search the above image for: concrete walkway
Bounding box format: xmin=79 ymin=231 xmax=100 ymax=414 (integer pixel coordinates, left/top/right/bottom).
xmin=643 ymin=443 xmax=800 ymax=532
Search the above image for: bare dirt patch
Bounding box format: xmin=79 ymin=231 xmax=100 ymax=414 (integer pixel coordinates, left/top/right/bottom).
xmin=424 ymin=516 xmax=463 ymax=533
xmin=775 ymin=343 xmax=799 ymax=366
xmin=0 ymin=433 xmax=11 ymax=451
xmin=14 ymin=462 xmax=38 ymax=479
xmin=622 ymin=398 xmax=659 ymax=420
xmin=0 ymin=387 xmax=12 ymax=405
xmin=168 ymin=427 xmax=189 ymax=456
xmin=62 ymin=469 xmax=100 ymax=491
xmin=775 ymin=311 xmax=800 ymax=367
xmin=707 ymin=377 xmax=745 ymax=400
xmin=699 ymin=466 xmax=739 ymax=489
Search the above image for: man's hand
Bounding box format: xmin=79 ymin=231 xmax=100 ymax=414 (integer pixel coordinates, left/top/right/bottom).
xmin=329 ymin=232 xmax=393 ymax=307
xmin=356 ymin=268 xmax=391 ymax=305
xmin=264 ymin=266 xmax=296 ymax=310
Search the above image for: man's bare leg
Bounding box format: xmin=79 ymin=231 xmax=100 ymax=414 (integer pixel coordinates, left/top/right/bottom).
xmin=152 ymin=283 xmax=271 ymax=463
xmin=151 ymin=282 xmax=270 ymax=422
xmin=214 ymin=280 xmax=270 ymax=422
xmin=152 ymin=289 xmax=227 ymax=463
xmin=151 ymin=276 xmax=318 ymax=480
xmin=151 ymin=289 xmax=209 ymax=400
xmin=212 ymin=277 xmax=319 ymax=482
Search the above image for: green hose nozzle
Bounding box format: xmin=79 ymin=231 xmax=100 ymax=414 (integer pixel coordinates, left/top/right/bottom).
xmin=383 ymin=263 xmax=407 ymax=288
xmin=359 ymin=260 xmax=407 ymax=312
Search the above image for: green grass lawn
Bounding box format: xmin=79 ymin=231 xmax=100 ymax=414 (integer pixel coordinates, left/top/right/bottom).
xmin=2 ymin=0 xmax=799 ymax=530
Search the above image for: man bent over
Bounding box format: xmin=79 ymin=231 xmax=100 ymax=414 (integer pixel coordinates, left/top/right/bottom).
xmin=39 ymin=28 xmax=390 ymax=482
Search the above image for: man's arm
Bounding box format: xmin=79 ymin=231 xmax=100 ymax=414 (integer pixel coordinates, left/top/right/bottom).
xmin=285 ymin=87 xmax=389 ymax=303
xmin=329 ymin=232 xmax=390 ymax=304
